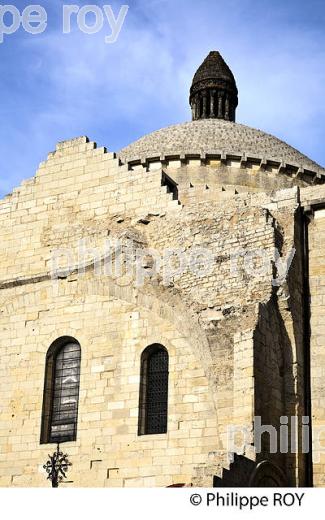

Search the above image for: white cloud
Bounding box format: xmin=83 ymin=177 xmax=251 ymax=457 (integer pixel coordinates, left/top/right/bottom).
xmin=0 ymin=0 xmax=324 ymax=196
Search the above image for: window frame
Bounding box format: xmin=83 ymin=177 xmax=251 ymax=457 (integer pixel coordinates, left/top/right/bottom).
xmin=138 ymin=344 xmax=169 ymax=436
xmin=40 ymin=336 xmax=81 ymax=444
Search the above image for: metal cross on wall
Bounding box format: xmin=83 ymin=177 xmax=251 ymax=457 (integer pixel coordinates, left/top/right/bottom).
xmin=43 ymin=444 xmax=72 ymax=487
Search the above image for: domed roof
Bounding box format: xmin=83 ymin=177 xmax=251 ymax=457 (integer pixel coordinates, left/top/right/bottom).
xmin=118 ymin=119 xmax=324 ymax=178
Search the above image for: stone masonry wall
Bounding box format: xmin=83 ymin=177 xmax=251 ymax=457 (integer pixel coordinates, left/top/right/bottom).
xmin=0 ymin=136 xmax=321 ymax=486
xmin=305 ymin=201 xmax=325 ymax=486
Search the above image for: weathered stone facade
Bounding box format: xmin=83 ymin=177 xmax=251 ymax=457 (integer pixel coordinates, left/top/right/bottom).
xmin=0 ymin=52 xmax=324 ymax=487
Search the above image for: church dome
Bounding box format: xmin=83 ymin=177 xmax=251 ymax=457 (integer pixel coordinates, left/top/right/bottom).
xmin=118 ymin=119 xmax=324 ymax=178
xmin=119 ymin=50 xmax=324 ymax=183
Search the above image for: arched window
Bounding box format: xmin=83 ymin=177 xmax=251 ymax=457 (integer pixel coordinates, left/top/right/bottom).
xmin=138 ymin=344 xmax=169 ymax=435
xmin=41 ymin=337 xmax=81 ymax=444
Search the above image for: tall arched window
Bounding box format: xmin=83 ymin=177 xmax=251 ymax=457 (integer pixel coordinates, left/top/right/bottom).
xmin=138 ymin=344 xmax=169 ymax=435
xmin=41 ymin=337 xmax=81 ymax=444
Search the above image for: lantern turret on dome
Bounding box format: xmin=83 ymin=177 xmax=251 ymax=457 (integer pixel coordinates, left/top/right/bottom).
xmin=189 ymin=51 xmax=238 ymax=122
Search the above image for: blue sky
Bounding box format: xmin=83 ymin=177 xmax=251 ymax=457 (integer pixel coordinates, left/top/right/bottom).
xmin=0 ymin=0 xmax=325 ymax=196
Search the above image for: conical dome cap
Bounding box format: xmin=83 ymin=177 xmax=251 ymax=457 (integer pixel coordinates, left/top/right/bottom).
xmin=192 ymin=51 xmax=237 ymax=88
xmin=189 ymin=51 xmax=238 ymax=122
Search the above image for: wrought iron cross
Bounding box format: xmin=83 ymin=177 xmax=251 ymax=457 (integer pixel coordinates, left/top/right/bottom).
xmin=43 ymin=444 xmax=72 ymax=487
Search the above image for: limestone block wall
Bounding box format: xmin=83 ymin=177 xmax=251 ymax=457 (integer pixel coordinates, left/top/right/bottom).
xmin=137 ymin=187 xmax=310 ymax=486
xmin=160 ymin=163 xmax=311 ymax=206
xmin=0 ymin=136 xmax=180 ymax=282
xmin=0 ymin=275 xmax=228 ymax=487
xmin=306 ymin=203 xmax=325 ymax=486
xmin=0 ymin=195 xmax=279 ymax=486
xmin=0 ymin=134 xmax=320 ymax=487
xmin=252 ymin=193 xmax=307 ymax=486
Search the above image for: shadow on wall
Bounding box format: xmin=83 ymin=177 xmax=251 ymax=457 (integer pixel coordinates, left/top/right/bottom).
xmin=253 ymin=293 xmax=300 ymax=486
xmin=213 ymin=455 xmax=287 ymax=487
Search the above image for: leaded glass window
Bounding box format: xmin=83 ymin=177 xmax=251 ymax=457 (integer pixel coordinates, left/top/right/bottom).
xmin=138 ymin=344 xmax=169 ymax=435
xmin=41 ymin=338 xmax=81 ymax=444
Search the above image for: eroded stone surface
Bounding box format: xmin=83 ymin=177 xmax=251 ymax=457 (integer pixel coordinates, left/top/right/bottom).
xmin=0 ymin=134 xmax=324 ymax=487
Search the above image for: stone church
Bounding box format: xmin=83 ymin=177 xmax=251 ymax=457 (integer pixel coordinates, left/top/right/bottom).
xmin=0 ymin=51 xmax=324 ymax=487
